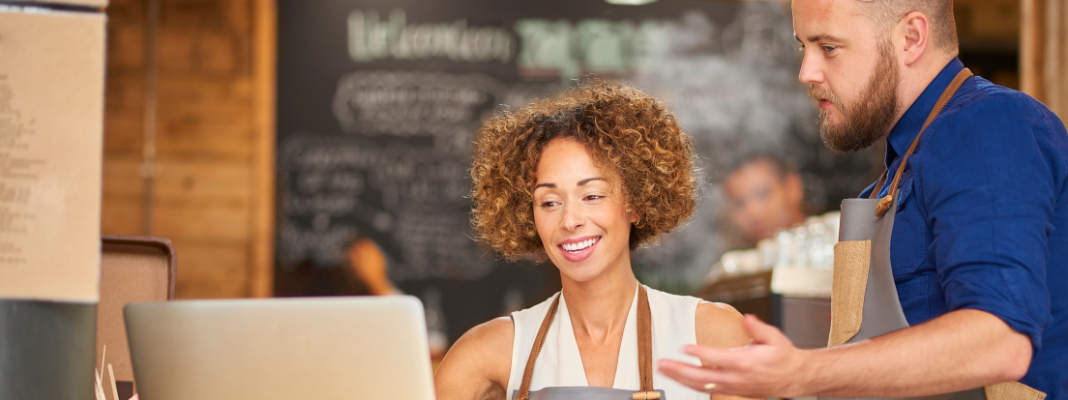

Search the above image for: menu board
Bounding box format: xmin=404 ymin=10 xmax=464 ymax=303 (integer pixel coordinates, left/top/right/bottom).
xmin=277 ymin=0 xmax=875 ymax=340
xmin=0 ymin=7 xmax=104 ymax=302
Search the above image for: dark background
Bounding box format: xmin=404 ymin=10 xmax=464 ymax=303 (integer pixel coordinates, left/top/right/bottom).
xmin=274 ymin=0 xmax=879 ymax=343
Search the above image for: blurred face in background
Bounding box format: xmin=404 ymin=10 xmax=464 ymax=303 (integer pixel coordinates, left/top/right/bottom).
xmin=794 ymin=0 xmax=901 ymax=153
xmin=724 ymin=160 xmax=805 ymax=244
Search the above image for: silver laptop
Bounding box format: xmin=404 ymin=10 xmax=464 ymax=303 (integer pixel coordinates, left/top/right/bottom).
xmin=124 ymin=296 xmax=436 ymax=400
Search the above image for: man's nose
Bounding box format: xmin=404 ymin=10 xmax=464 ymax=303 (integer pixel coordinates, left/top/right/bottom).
xmin=798 ymin=50 xmax=825 ymax=86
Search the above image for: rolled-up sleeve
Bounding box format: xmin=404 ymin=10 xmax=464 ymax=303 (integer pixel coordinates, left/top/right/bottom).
xmin=919 ymin=95 xmax=1053 ymax=350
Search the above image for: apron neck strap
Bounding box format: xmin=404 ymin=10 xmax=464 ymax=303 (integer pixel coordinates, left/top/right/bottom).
xmin=515 ymin=292 xmax=561 ymax=400
xmin=514 ymin=285 xmax=659 ymax=400
xmin=869 ymin=68 xmax=973 ymax=217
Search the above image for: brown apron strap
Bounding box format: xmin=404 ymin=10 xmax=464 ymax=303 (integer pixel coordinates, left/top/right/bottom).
xmin=635 ymin=285 xmax=657 ymax=399
xmin=516 ymin=293 xmax=561 ymax=400
xmin=873 ymin=68 xmax=974 ymax=217
xmin=868 ymin=170 xmax=889 ymax=200
xmin=514 ymin=286 xmax=660 ymax=400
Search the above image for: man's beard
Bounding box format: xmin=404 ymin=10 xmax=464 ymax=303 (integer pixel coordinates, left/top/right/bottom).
xmin=810 ymin=42 xmax=900 ymax=154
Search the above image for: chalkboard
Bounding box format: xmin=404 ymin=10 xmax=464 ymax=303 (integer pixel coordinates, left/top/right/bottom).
xmin=276 ymin=0 xmax=876 ymax=342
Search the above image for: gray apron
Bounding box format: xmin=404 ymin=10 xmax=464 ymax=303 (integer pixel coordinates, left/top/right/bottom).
xmin=512 ymin=285 xmax=665 ymax=400
xmin=822 ymin=68 xmax=1044 ymax=400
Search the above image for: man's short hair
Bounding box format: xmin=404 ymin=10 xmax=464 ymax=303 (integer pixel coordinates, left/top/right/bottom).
xmin=857 ymin=0 xmax=958 ymax=53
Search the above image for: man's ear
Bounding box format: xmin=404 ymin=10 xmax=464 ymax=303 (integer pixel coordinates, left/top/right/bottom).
xmin=897 ymin=11 xmax=931 ymax=66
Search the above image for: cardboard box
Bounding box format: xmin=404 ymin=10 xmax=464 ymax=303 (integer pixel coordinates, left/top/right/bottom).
xmin=97 ymin=235 xmax=176 ymax=399
xmin=17 ymin=0 xmax=108 ymax=9
xmin=0 ymin=5 xmax=105 ymax=302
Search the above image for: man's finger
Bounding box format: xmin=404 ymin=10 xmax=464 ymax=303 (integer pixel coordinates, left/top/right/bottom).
xmin=681 ymin=344 xmax=747 ymax=370
xmin=743 ymin=314 xmax=791 ymax=346
xmin=657 ymin=359 xmax=732 ymax=390
xmin=657 ymin=363 xmax=711 ymax=392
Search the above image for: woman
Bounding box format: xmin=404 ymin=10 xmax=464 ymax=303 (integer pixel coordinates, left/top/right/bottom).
xmin=435 ymin=81 xmax=752 ymax=400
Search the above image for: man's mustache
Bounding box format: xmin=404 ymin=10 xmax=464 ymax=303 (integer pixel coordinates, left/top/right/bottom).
xmin=808 ymin=86 xmax=844 ymax=110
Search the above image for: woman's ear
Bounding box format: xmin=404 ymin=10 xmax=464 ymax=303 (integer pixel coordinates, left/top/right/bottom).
xmin=626 ymin=206 xmax=640 ymax=224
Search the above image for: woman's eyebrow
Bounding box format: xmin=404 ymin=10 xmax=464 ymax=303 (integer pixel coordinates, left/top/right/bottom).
xmin=578 ymin=177 xmax=605 ymax=186
xmin=534 ymin=177 xmax=603 ymax=190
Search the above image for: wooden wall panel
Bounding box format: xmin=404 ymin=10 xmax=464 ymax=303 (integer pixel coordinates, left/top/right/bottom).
xmin=169 ymin=239 xmax=249 ymax=298
xmin=1022 ymin=0 xmax=1068 ymax=119
xmin=102 ymin=0 xmax=274 ymax=298
xmin=101 ymin=196 xmax=143 ymax=236
xmin=249 ymin=0 xmax=276 ymax=297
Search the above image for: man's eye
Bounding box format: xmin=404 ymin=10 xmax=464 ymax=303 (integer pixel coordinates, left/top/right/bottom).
xmin=798 ymin=44 xmax=805 ymax=52
xmin=822 ymin=45 xmax=837 ymax=53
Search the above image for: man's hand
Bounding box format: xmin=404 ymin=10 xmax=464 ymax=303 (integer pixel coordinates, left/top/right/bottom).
xmin=658 ymin=314 xmax=811 ymax=399
xmin=660 ymin=309 xmax=1032 ymax=398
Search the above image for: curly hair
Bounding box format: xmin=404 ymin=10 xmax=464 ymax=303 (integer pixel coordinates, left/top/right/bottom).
xmin=470 ymin=80 xmax=697 ymax=261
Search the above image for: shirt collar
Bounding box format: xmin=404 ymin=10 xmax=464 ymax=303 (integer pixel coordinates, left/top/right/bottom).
xmin=884 ymin=58 xmax=964 ymax=167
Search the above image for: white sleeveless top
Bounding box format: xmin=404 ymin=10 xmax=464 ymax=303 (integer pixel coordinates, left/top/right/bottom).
xmin=506 ymin=285 xmax=708 ymax=400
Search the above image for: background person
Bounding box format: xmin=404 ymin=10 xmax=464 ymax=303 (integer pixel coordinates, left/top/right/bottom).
xmin=345 ymin=236 xmax=400 ymax=296
xmin=659 ymin=0 xmax=1068 ymax=399
xmin=722 ymin=153 xmax=806 ymax=247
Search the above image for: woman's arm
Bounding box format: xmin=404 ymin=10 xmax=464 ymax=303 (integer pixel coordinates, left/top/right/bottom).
xmin=694 ymin=302 xmax=758 ymax=400
xmin=435 ymin=316 xmax=514 ymax=400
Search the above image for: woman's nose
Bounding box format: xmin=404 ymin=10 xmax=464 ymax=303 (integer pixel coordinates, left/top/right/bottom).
xmin=562 ymin=203 xmax=585 ymax=230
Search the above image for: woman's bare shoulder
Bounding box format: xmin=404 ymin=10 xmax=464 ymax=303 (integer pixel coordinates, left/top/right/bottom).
xmin=454 ymin=316 xmax=515 ymax=359
xmin=695 ymin=302 xmax=751 ymax=349
xmin=435 ymin=317 xmax=514 ymax=400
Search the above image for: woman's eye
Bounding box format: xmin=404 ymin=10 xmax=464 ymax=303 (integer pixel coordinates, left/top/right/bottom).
xmin=584 ymin=195 xmax=604 ymax=201
xmin=540 ymin=201 xmax=559 ymax=208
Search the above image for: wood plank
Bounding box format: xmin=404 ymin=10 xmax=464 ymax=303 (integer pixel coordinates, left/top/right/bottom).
xmin=156 ymin=120 xmax=253 ymax=161
xmin=223 ymin=0 xmax=253 ymax=33
xmin=105 ymin=74 xmax=146 ymax=113
xmin=105 ymin=0 xmax=145 ymax=24
xmin=156 ymin=76 xmax=252 ymax=104
xmin=1020 ymin=0 xmax=1045 ymax=101
xmin=157 ymin=30 xmax=249 ymax=76
xmin=152 ymin=201 xmax=251 ymax=242
xmin=249 ymin=0 xmax=277 ymax=297
xmin=103 ymin=114 xmax=144 ymax=155
xmin=170 ymin=239 xmax=249 ymax=299
xmin=153 ymin=160 xmax=252 ymax=200
xmin=1047 ymin=0 xmax=1068 ymax=118
xmin=157 ymin=27 xmax=196 ymax=73
xmin=101 ymin=195 xmax=144 ymax=236
xmin=103 ymin=157 xmax=144 ymax=198
xmin=107 ymin=22 xmax=145 ymax=70
xmin=162 ymin=0 xmax=251 ymax=34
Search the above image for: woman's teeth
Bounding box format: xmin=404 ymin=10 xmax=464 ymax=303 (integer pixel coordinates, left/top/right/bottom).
xmin=562 ymin=237 xmax=599 ymax=253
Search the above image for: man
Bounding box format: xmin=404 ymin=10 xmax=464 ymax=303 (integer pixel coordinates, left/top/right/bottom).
xmin=659 ymin=0 xmax=1067 ymax=399
xmin=723 ymin=154 xmax=806 ymax=246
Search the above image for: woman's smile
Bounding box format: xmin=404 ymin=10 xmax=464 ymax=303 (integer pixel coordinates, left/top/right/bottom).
xmin=557 ymin=235 xmax=601 ymax=262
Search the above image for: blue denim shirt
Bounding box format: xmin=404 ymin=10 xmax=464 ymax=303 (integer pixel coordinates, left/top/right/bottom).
xmin=859 ymin=58 xmax=1068 ymax=398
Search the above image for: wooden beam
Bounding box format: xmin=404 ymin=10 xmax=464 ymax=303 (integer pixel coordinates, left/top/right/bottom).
xmin=249 ymin=0 xmax=277 ymax=297
xmin=1020 ymin=0 xmax=1045 ymax=102
xmin=1048 ymin=0 xmax=1068 ymax=119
